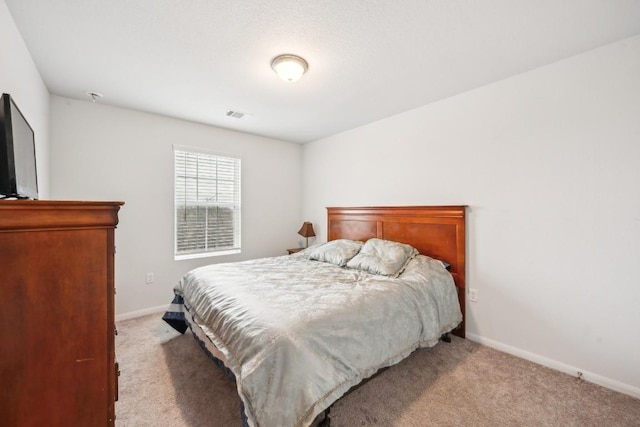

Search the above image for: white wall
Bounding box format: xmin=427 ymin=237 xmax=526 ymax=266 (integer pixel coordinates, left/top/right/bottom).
xmin=302 ymin=35 xmax=640 ymax=397
xmin=0 ymin=0 xmax=50 ymax=197
xmin=50 ymin=97 xmax=302 ymax=316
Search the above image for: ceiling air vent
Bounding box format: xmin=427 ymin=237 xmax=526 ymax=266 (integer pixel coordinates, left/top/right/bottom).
xmin=226 ymin=110 xmax=247 ymax=119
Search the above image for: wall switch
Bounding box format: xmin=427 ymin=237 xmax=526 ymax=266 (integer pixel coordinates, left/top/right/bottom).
xmin=146 ymin=272 xmax=154 ymax=284
xmin=469 ymin=288 xmax=478 ymax=302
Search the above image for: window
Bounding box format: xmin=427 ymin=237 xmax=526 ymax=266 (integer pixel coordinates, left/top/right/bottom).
xmin=174 ymin=147 xmax=241 ymax=260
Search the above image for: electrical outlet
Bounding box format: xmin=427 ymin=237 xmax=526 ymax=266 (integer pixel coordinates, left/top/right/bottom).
xmin=469 ymin=288 xmax=478 ymax=302
xmin=146 ymin=272 xmax=154 ymax=284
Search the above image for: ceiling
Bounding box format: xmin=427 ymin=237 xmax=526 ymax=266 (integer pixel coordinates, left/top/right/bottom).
xmin=6 ymin=1 xmax=640 ymax=144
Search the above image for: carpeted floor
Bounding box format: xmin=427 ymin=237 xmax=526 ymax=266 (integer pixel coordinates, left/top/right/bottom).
xmin=115 ymin=314 xmax=640 ymax=426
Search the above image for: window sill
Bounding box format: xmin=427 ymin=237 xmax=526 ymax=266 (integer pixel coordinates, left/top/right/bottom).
xmin=175 ymin=248 xmax=241 ymax=261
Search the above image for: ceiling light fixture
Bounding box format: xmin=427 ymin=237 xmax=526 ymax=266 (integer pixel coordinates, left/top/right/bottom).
xmin=271 ymin=54 xmax=308 ymax=83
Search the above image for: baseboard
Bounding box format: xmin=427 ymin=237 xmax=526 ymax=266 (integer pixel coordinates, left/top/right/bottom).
xmin=115 ymin=304 xmax=168 ymax=322
xmin=466 ymin=333 xmax=640 ymax=399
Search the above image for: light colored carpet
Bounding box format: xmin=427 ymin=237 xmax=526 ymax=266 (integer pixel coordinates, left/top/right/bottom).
xmin=115 ymin=314 xmax=640 ymax=426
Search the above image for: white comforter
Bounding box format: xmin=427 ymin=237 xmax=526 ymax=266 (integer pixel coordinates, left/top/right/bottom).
xmin=174 ymin=252 xmax=462 ymax=427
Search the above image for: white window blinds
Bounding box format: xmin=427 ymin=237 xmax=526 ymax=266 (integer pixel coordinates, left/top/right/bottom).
xmin=174 ymin=147 xmax=241 ymax=259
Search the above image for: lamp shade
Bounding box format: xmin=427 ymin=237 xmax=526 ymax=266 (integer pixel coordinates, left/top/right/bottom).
xmin=297 ymin=222 xmax=315 ymax=238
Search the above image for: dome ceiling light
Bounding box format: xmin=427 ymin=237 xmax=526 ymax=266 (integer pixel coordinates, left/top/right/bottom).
xmin=271 ymin=54 xmax=308 ymax=83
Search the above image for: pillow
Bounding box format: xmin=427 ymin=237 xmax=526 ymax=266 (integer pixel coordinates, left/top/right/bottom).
xmin=307 ymin=239 xmax=363 ymax=267
xmin=346 ymin=238 xmax=419 ymax=277
xmin=440 ymin=260 xmax=451 ymax=270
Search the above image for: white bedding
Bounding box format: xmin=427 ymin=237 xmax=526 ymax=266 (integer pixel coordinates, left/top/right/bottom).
xmin=173 ymin=251 xmax=462 ymax=427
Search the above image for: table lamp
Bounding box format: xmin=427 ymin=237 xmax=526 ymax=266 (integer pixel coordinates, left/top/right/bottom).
xmin=297 ymin=222 xmax=315 ymax=248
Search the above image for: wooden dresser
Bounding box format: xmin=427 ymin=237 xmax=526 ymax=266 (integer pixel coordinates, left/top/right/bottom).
xmin=0 ymin=200 xmax=123 ymax=426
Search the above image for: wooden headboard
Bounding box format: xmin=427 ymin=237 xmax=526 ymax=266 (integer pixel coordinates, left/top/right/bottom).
xmin=327 ymin=206 xmax=466 ymax=338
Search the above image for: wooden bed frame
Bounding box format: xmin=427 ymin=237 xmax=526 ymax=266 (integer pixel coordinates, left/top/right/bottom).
xmin=327 ymin=206 xmax=466 ymax=337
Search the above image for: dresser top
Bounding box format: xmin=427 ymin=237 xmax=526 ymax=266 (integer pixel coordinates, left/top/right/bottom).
xmin=0 ymin=200 xmax=124 ymax=231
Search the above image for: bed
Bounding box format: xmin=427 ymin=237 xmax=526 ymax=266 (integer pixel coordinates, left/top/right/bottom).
xmin=163 ymin=205 xmax=466 ymax=427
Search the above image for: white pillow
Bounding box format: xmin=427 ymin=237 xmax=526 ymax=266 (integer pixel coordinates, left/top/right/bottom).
xmin=346 ymin=238 xmax=418 ymax=277
xmin=307 ymin=239 xmax=363 ymax=267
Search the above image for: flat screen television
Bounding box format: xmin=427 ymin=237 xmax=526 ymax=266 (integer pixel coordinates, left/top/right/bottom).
xmin=0 ymin=93 xmax=38 ymax=199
